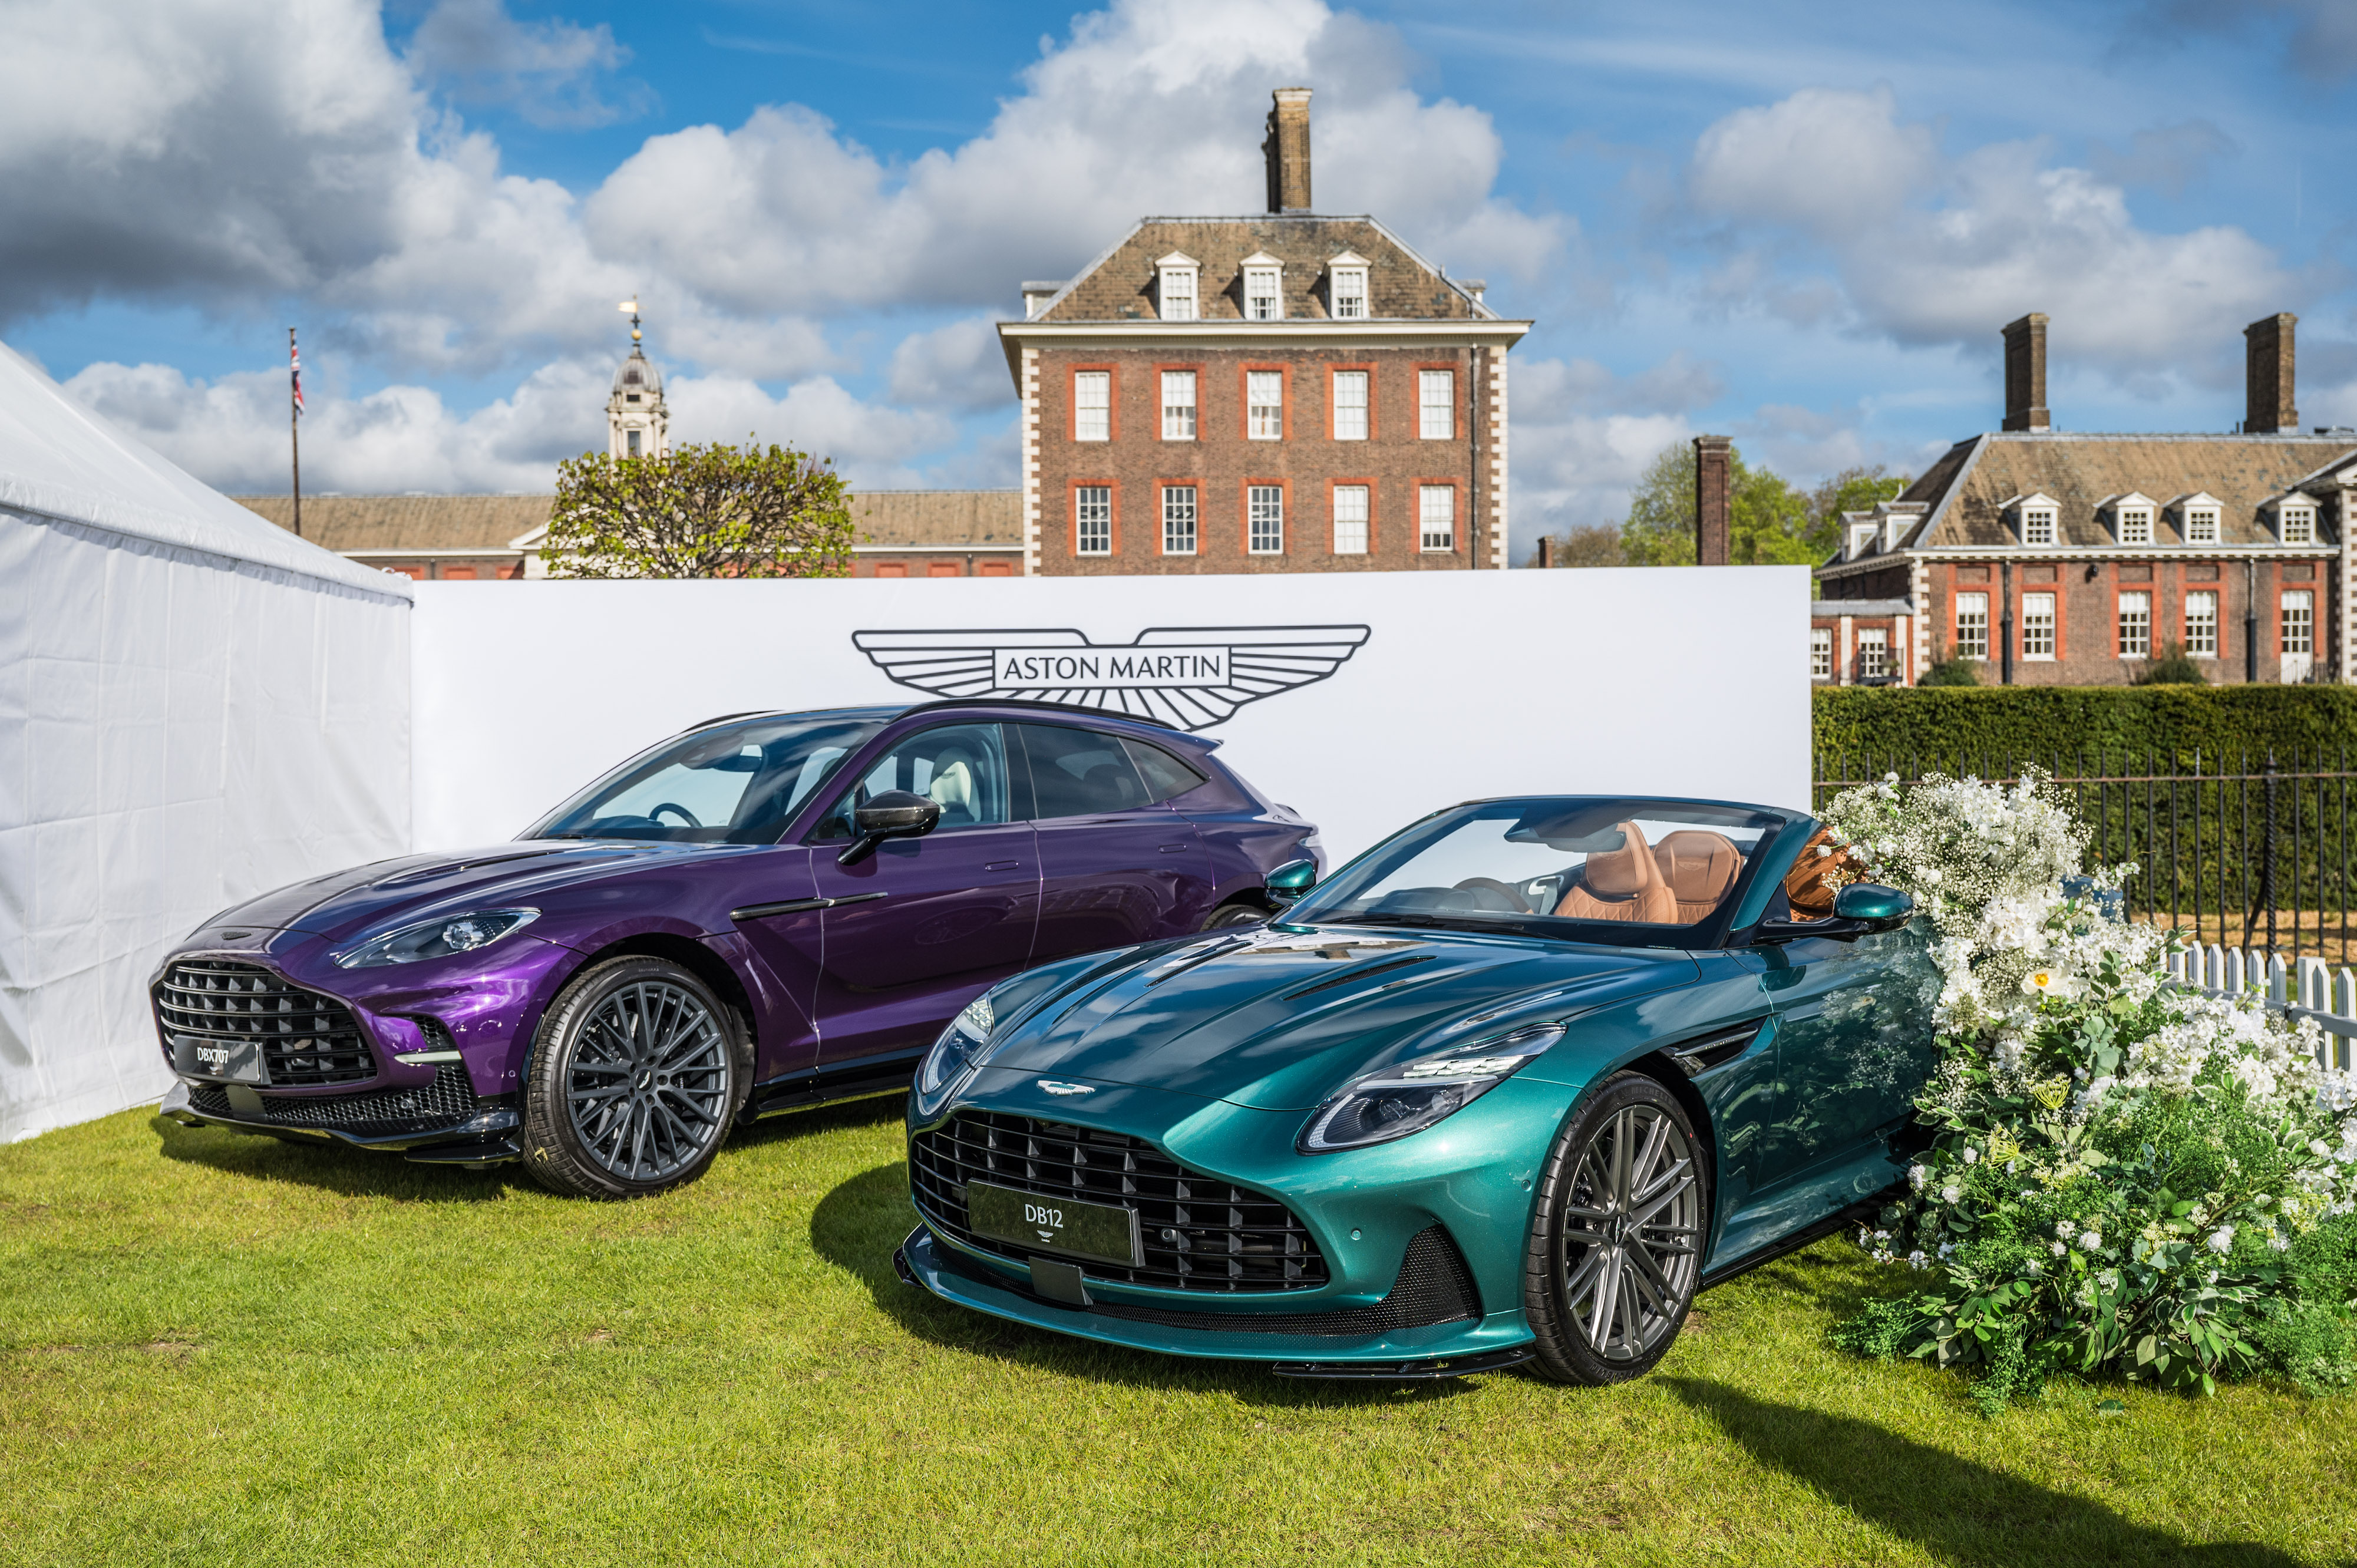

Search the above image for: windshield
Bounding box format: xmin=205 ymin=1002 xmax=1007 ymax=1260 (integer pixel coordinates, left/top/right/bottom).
xmin=528 ymin=714 xmax=889 ymax=843
xmin=1290 ymin=798 xmax=1787 ymax=947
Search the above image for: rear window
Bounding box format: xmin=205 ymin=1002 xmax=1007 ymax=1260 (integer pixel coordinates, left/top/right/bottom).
xmin=1123 ymin=738 xmax=1207 ymax=804
xmin=1015 ymin=724 xmax=1147 ymax=817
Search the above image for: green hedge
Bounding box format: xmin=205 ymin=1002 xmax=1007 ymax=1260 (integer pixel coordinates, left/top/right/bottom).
xmin=1814 ymin=686 xmax=2357 ymax=775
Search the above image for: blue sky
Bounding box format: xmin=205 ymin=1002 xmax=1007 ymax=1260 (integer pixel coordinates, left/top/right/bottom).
xmin=5 ymin=0 xmax=2351 ymax=553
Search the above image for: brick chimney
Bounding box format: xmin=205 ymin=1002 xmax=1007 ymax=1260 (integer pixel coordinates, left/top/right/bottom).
xmin=2244 ymin=313 xmax=2297 ymax=434
xmin=1694 ymin=435 xmax=1731 ymax=566
xmin=2002 ymin=313 xmax=2049 ymax=431
xmin=1263 ymin=88 xmax=1312 ymax=214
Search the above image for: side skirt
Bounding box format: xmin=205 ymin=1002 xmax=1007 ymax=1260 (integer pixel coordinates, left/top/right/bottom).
xmin=1696 ymin=1187 xmax=1904 ymax=1292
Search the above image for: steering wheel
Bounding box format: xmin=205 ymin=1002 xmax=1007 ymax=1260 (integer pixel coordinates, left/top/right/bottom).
xmin=648 ymin=801 xmax=703 ymax=828
xmin=1451 ymin=877 xmax=1534 ymax=913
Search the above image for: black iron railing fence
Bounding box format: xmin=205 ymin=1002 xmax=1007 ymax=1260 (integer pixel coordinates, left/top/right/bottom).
xmin=1813 ymin=748 xmax=2357 ymax=965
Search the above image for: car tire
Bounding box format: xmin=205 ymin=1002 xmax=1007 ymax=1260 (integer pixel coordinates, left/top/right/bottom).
xmin=1521 ymin=1071 xmax=1708 ymax=1384
xmin=1201 ymin=901 xmax=1270 ymax=930
xmin=520 ymin=956 xmax=750 ymax=1200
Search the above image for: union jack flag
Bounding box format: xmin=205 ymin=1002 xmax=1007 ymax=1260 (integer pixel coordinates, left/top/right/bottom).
xmin=290 ymin=332 xmax=305 ymax=417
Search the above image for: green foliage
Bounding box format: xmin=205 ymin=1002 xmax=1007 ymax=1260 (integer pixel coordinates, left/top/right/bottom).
xmin=544 ymin=437 xmax=855 ymax=579
xmin=1919 ymin=658 xmax=1980 ymax=688
xmin=1526 ymin=522 xmax=1625 ymax=568
xmin=1811 ymin=464 xmax=1912 ymax=525
xmin=1617 ymin=441 xmax=1873 ymax=567
xmin=2134 ymin=644 xmax=2210 ymax=686
xmin=1814 ymin=684 xmax=2357 ymax=770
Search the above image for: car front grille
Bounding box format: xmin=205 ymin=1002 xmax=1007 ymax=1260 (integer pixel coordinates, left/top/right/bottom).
xmin=187 ymin=1064 xmax=490 ymax=1133
xmin=910 ymin=1110 xmax=1329 ymax=1293
xmin=154 ymin=959 xmax=375 ymax=1086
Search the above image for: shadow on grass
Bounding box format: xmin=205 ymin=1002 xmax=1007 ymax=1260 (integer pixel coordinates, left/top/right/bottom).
xmin=810 ymin=1158 xmax=1480 ymax=1411
xmin=1662 ymin=1378 xmax=2303 ymax=1566
xmin=150 ymin=1114 xmax=516 ymax=1202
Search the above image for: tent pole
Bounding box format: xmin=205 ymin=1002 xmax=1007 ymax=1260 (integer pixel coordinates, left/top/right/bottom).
xmin=289 ymin=326 xmax=302 ymax=540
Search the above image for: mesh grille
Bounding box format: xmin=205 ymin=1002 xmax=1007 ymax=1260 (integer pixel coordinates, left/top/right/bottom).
xmin=187 ymin=1064 xmax=488 ymax=1132
xmin=154 ymin=960 xmax=374 ymax=1086
xmin=911 ymin=1110 xmax=1329 ymax=1292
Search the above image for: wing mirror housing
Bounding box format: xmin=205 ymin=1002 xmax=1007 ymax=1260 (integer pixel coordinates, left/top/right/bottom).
xmin=838 ymin=790 xmax=941 ymax=866
xmin=1752 ymin=882 xmax=1914 ymax=944
xmin=1265 ymin=858 xmax=1318 ymax=905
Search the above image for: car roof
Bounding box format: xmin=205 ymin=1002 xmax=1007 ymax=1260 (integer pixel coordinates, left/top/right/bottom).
xmin=677 ymin=698 xmax=1199 ymax=742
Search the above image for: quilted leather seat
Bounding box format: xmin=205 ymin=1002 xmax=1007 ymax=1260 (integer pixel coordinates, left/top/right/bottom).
xmin=1653 ymin=830 xmax=1741 ymax=923
xmin=1553 ymin=821 xmax=1677 ymax=923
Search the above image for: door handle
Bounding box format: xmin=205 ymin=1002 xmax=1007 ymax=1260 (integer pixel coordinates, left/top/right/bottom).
xmin=1157 ymin=844 xmax=1191 ymax=853
xmin=983 ymin=860 xmax=1022 ymax=872
xmin=731 ymin=891 xmax=889 ymax=921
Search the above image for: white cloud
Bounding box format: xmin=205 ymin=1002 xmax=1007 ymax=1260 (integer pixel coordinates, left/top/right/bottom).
xmin=887 ymin=318 xmax=1016 ymax=412
xmin=1506 ymin=354 xmax=1724 ymax=551
xmin=1687 ymin=87 xmax=2297 ymax=381
xmin=404 ymin=0 xmax=649 ymax=129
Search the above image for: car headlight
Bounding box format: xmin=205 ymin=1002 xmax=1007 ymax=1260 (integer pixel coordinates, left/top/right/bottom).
xmin=333 ymin=908 xmax=539 ymax=969
xmin=1298 ymin=1024 xmax=1564 ymax=1154
xmin=918 ymin=992 xmax=996 ymax=1096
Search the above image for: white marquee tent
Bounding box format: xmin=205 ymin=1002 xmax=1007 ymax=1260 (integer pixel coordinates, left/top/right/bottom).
xmin=0 ymin=342 xmax=412 ymax=1143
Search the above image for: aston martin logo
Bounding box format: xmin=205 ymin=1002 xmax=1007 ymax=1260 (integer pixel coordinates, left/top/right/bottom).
xmin=852 ymin=625 xmax=1371 ymax=731
xmin=1036 ymin=1080 xmax=1096 ymax=1097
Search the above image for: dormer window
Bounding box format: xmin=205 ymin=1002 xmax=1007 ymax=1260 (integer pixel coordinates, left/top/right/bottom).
xmin=1847 ymin=519 xmax=1879 ymax=560
xmin=2117 ymin=509 xmax=2150 ymax=544
xmin=2267 ymin=494 xmax=2319 ymax=544
xmin=1326 ymin=251 xmax=1370 ymax=320
xmin=1241 ymin=252 xmax=1283 ymax=321
xmin=2167 ymin=492 xmax=2223 ymax=545
xmin=2002 ymin=493 xmax=2061 ymax=547
xmin=1155 ymin=253 xmax=1199 ymax=322
xmin=2098 ymin=492 xmax=2155 ymax=545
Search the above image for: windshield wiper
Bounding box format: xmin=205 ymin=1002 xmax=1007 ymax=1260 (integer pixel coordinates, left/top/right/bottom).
xmin=1325 ymin=910 xmax=1536 ymax=934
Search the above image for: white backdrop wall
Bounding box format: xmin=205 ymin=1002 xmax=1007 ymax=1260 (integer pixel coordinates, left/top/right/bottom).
xmin=0 ymin=518 xmax=412 ymax=1143
xmin=412 ymin=569 xmax=1810 ymax=866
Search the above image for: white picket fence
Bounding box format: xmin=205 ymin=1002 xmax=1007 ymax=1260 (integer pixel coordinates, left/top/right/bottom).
xmin=2168 ymin=943 xmax=2357 ymax=1072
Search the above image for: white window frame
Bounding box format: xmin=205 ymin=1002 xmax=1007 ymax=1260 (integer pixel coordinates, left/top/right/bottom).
xmin=1331 ymin=369 xmax=1369 ymax=441
xmin=1857 ymin=629 xmax=1889 ymax=682
xmin=1160 ymin=370 xmax=1196 ymax=441
xmin=1332 ymin=485 xmax=1369 ymax=555
xmin=1161 ymin=485 xmax=1197 ymax=556
xmin=1242 ymin=252 xmax=1283 ymax=322
xmin=1074 ymin=486 xmax=1112 ymax=556
xmin=2184 ymin=509 xmax=2220 ymax=544
xmin=1074 ymin=371 xmax=1110 ymax=443
xmin=2284 ymin=590 xmax=2315 ymax=655
xmin=1810 ymin=628 xmax=1834 ymax=681
xmin=2117 ymin=509 xmax=2153 ymax=545
xmin=1247 ymin=371 xmax=1283 ymax=441
xmin=1247 ymin=485 xmax=1285 ymax=555
xmin=2184 ymin=590 xmax=2219 ymax=656
xmin=2281 ymin=506 xmax=2316 ymax=544
xmin=1327 ymin=254 xmax=1370 ymax=321
xmin=1954 ymin=592 xmax=1989 ymax=659
xmin=2021 ymin=509 xmax=2056 ymax=547
xmin=2022 ymin=592 xmax=2056 ymax=660
xmin=1156 ymin=255 xmax=1199 ymax=322
xmin=1418 ymin=371 xmax=1455 ymax=440
xmin=1418 ymin=484 xmax=1455 ymax=552
xmin=2117 ymin=591 xmax=2151 ymax=658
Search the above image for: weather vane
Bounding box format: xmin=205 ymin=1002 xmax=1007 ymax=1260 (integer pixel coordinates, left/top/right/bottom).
xmin=618 ymin=295 xmax=642 ymax=348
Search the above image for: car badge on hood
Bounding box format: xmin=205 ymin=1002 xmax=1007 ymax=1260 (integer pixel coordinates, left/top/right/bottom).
xmin=1037 ymin=1080 xmax=1095 ymax=1096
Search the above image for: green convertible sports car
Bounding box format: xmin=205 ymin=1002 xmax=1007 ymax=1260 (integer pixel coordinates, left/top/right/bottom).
xmin=895 ymin=795 xmax=1937 ymax=1383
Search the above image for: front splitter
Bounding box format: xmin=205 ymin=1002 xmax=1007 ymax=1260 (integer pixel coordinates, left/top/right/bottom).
xmin=159 ymin=1080 xmax=522 ymax=1166
xmin=894 ymin=1224 xmax=1534 ymax=1376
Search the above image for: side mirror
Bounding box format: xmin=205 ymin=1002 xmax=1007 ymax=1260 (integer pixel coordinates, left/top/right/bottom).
xmin=1265 ymin=858 xmax=1318 ymax=905
xmin=1753 ymin=882 xmax=1913 ymax=945
xmin=838 ymin=790 xmax=940 ymax=866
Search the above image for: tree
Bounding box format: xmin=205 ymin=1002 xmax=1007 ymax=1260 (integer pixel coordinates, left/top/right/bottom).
xmin=1616 ymin=440 xmax=1824 ymax=566
xmin=1810 ymin=465 xmax=1912 ymax=532
xmin=543 ymin=439 xmax=856 ymax=579
xmin=2133 ymin=643 xmax=2209 ymax=685
xmin=1526 ymin=523 xmax=1625 ymax=568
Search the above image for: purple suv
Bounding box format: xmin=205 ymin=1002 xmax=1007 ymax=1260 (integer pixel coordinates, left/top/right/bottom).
xmin=153 ymin=701 xmax=1319 ymax=1196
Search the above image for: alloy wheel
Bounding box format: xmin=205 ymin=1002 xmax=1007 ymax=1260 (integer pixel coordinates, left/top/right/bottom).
xmin=564 ymin=980 xmax=729 ymax=1183
xmin=1557 ymin=1102 xmax=1702 ymax=1363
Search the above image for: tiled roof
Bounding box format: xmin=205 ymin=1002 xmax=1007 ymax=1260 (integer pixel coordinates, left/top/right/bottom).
xmin=850 ymin=490 xmax=1021 ymax=546
xmin=236 ymin=490 xmax=1022 ymax=553
xmin=235 ymin=494 xmax=549 ymax=552
xmin=1897 ymin=434 xmax=2357 ymax=551
xmin=1038 ymin=216 xmax=1484 ymax=324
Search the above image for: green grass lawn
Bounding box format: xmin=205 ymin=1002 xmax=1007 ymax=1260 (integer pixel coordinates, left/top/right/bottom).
xmin=3 ymin=1100 xmax=2351 ymax=1567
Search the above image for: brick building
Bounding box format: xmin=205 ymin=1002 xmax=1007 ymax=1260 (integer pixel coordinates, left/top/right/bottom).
xmin=1814 ymin=312 xmax=2357 ymax=686
xmin=996 ymin=88 xmax=1532 ymax=576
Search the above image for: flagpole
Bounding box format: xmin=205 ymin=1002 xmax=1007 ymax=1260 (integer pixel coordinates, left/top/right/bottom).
xmin=289 ymin=327 xmax=302 ymax=540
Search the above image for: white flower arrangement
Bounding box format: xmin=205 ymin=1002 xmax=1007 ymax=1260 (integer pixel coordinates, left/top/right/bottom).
xmin=1822 ymin=768 xmax=2357 ymax=1402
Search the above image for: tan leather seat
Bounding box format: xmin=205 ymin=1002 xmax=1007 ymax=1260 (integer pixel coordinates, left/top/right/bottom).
xmin=1782 ymin=827 xmax=1842 ymax=919
xmin=1654 ymin=830 xmax=1742 ymax=923
xmin=1553 ymin=821 xmax=1678 ymax=924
